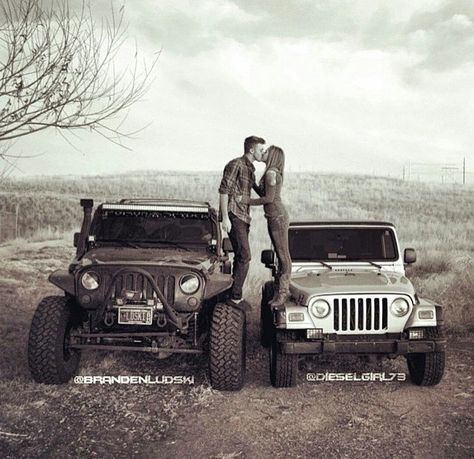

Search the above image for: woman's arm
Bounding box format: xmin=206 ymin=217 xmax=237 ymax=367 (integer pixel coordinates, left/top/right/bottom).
xmin=242 ymin=170 xmax=277 ymax=206
xmin=252 ymin=182 xmax=264 ymax=197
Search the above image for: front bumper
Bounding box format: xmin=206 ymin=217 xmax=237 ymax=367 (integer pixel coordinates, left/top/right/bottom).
xmin=279 ymin=338 xmax=447 ymax=355
xmin=69 ymin=330 xmax=203 ymax=353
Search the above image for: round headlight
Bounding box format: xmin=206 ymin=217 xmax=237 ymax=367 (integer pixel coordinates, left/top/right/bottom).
xmin=391 ymin=297 xmax=410 ymax=317
xmin=310 ymin=299 xmax=330 ymax=318
xmin=179 ymin=274 xmax=200 ymax=294
xmin=81 ymin=271 xmax=100 ymax=290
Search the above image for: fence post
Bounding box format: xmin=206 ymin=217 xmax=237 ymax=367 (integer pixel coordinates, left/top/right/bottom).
xmin=15 ymin=204 xmax=19 ymax=239
xmin=463 ymin=157 xmax=466 ymax=185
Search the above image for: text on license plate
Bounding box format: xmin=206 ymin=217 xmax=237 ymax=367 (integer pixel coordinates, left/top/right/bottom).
xmin=118 ymin=307 xmax=153 ymax=325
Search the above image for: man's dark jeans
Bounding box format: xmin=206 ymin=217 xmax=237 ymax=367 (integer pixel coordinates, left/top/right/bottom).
xmin=228 ymin=213 xmax=251 ymax=300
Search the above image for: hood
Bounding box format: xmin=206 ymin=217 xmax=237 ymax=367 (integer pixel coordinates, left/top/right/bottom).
xmin=290 ymin=269 xmax=415 ymax=300
xmin=76 ymin=247 xmax=213 ymax=271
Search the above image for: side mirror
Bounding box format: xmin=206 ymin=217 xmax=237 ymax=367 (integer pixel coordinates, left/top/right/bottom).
xmin=73 ymin=232 xmax=80 ymax=248
xmin=261 ymin=249 xmax=275 ymax=266
xmin=222 ymin=237 xmax=233 ymax=253
xmin=404 ymin=248 xmax=416 ymax=264
xmin=80 ymin=198 xmax=94 ymax=208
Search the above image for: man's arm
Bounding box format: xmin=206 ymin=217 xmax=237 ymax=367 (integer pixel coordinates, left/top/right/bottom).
xmin=219 ymin=193 xmax=232 ymax=233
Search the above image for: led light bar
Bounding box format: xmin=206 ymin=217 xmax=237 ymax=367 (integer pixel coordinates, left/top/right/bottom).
xmin=102 ymin=204 xmax=209 ymax=213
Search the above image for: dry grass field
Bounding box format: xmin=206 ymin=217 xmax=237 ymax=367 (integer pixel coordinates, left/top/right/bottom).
xmin=2 ymin=171 xmax=473 ymax=331
xmin=0 ymin=171 xmax=473 ymax=458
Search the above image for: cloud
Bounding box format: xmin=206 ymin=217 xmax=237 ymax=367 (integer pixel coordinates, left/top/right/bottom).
xmin=48 ymin=0 xmax=471 ymax=77
xmin=116 ymin=0 xmax=474 ymax=87
xmin=124 ymin=0 xmax=260 ymax=55
xmin=404 ymin=0 xmax=474 ymax=72
xmin=124 ymin=0 xmax=397 ymax=54
xmin=4 ymin=0 xmax=473 ymax=178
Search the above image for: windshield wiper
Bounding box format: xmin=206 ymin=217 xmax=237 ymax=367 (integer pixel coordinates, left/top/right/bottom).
xmin=96 ymin=239 xmax=191 ymax=251
xmin=316 ymin=261 xmax=333 ymax=270
xmin=364 ymin=261 xmax=382 ymax=269
xmin=97 ymin=239 xmax=143 ymax=249
xmin=150 ymin=241 xmax=191 ymax=252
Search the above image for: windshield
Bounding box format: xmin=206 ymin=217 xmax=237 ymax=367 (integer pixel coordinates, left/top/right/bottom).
xmin=289 ymin=227 xmax=398 ymax=262
xmin=92 ymin=209 xmax=214 ymax=247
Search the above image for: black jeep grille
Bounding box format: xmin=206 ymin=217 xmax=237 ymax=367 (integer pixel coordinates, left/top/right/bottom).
xmin=333 ymin=297 xmax=388 ymax=332
xmin=108 ymin=271 xmax=175 ymax=305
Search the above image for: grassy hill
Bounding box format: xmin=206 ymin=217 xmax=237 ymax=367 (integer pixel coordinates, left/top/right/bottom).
xmin=1 ymin=170 xmax=473 ymax=332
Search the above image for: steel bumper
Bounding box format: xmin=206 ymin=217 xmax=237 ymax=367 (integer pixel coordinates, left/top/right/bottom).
xmin=280 ymin=339 xmax=447 ymax=355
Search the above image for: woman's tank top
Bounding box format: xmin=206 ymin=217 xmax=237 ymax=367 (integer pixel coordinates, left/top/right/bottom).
xmin=262 ymin=169 xmax=287 ymax=219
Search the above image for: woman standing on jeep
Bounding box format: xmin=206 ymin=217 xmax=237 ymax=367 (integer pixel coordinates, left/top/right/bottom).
xmin=239 ymin=145 xmax=292 ymax=307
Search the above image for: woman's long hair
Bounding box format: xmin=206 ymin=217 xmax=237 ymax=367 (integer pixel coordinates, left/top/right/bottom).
xmin=260 ymin=145 xmax=285 ymax=187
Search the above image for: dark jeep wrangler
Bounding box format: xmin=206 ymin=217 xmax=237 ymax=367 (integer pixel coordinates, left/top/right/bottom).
xmin=28 ymin=199 xmax=246 ymax=391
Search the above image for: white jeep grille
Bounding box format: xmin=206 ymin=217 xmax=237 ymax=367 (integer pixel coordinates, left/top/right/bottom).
xmin=333 ymin=297 xmax=388 ymax=332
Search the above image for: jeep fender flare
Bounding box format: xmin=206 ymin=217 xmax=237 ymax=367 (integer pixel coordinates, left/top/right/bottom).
xmin=48 ymin=270 xmax=75 ymax=295
xmin=405 ymin=297 xmax=440 ymax=329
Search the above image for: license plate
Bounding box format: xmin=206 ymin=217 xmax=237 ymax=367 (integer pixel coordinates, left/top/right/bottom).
xmin=118 ymin=307 xmax=153 ymax=325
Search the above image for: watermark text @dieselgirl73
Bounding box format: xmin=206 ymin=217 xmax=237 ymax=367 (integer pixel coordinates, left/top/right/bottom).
xmin=306 ymin=372 xmax=406 ymax=382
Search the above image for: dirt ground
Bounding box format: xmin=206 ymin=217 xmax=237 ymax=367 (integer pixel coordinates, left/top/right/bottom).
xmin=0 ymin=241 xmax=473 ymax=458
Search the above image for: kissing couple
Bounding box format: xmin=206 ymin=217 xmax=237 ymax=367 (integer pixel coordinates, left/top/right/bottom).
xmin=218 ymin=136 xmax=292 ymax=309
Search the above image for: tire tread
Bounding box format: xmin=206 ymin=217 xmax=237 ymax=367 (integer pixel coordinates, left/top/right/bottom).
xmin=28 ymin=296 xmax=80 ymax=384
xmin=209 ymin=303 xmax=246 ymax=391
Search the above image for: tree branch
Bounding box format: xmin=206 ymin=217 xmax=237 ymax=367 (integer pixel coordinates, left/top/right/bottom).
xmin=0 ymin=0 xmax=158 ymax=177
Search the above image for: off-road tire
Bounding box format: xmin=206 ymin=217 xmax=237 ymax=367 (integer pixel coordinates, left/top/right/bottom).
xmin=260 ymin=281 xmax=275 ymax=348
xmin=28 ymin=296 xmax=81 ymax=384
xmin=269 ymin=330 xmax=298 ymax=388
xmin=209 ymin=303 xmax=246 ymax=391
xmin=406 ymin=326 xmax=445 ymax=386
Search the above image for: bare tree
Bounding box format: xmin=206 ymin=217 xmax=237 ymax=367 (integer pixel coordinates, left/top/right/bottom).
xmin=0 ymin=0 xmax=156 ymax=177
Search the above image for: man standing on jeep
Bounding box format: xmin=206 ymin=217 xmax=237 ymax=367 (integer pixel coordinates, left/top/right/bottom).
xmin=219 ymin=136 xmax=266 ymax=307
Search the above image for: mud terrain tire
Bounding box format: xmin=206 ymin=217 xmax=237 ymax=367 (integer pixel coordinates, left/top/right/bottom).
xmin=260 ymin=281 xmax=275 ymax=348
xmin=28 ymin=296 xmax=81 ymax=384
xmin=209 ymin=303 xmax=246 ymax=391
xmin=407 ymin=326 xmax=445 ymax=386
xmin=270 ymin=331 xmax=298 ymax=388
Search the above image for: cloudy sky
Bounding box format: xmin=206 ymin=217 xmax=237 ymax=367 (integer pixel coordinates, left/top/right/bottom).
xmin=7 ymin=0 xmax=474 ymax=178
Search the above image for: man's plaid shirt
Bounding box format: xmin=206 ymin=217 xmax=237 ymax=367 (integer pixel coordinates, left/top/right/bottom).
xmin=218 ymin=155 xmax=256 ymax=224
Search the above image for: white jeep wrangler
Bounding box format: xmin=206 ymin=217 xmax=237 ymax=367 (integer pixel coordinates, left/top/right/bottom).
xmin=260 ymin=221 xmax=446 ymax=388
